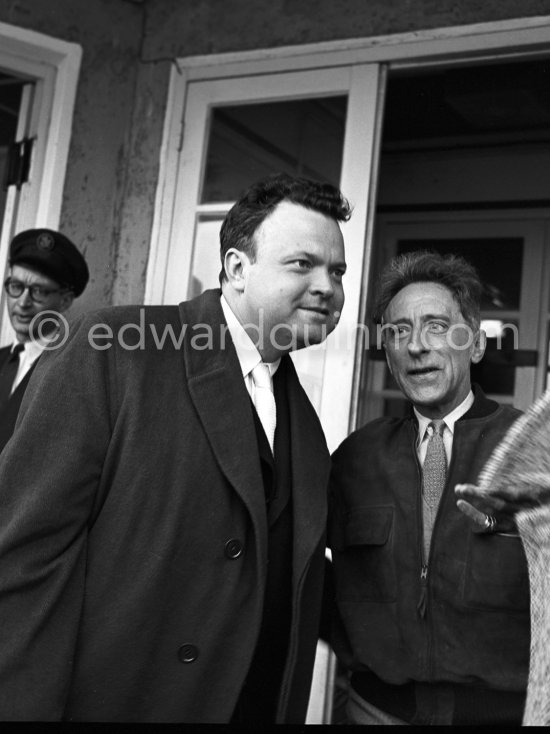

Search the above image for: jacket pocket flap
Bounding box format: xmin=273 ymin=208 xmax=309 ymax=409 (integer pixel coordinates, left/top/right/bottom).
xmin=344 ymin=506 xmax=393 ymax=546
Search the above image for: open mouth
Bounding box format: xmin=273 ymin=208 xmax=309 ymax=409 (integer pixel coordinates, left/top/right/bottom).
xmin=408 ymin=366 xmax=440 ymax=376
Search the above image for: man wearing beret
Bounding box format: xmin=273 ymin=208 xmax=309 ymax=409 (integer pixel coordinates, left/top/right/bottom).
xmin=0 ymin=228 xmax=89 ymax=452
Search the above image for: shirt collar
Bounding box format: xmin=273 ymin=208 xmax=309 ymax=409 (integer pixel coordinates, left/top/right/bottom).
xmin=220 ymin=294 xmax=280 ymax=378
xmin=414 ymin=389 xmax=475 ymax=443
xmin=12 ymin=339 xmax=45 ymax=362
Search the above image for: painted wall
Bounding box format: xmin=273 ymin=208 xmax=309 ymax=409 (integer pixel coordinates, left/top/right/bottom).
xmin=0 ymin=0 xmax=143 ymax=316
xmin=2 ymin=0 xmax=550 ymax=310
xmin=141 ymin=0 xmax=550 ymax=57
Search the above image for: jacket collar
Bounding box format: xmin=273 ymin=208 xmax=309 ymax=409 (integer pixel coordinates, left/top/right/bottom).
xmin=406 ymin=383 xmax=500 ymax=427
xmin=459 ymin=383 xmax=500 ymax=421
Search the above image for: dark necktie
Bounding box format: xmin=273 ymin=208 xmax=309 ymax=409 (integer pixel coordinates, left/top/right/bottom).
xmin=0 ymin=343 xmax=24 ymax=406
xmin=422 ymin=419 xmax=447 ymax=559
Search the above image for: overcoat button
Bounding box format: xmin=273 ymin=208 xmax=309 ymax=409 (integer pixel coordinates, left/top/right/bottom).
xmin=225 ymin=538 xmax=244 ymax=559
xmin=178 ymin=643 xmax=198 ymax=663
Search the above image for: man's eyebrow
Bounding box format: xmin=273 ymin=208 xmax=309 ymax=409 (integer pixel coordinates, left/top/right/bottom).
xmin=284 ymin=249 xmax=311 ymax=260
xmin=420 ymin=313 xmax=451 ymax=321
xmin=382 ymin=313 xmax=451 ymax=324
xmin=381 ymin=316 xmax=411 ymax=324
xmin=285 ymin=250 xmax=347 ymax=270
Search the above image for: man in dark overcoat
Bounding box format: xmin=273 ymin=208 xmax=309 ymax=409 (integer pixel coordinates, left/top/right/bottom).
xmin=0 ymin=173 xmax=350 ymax=723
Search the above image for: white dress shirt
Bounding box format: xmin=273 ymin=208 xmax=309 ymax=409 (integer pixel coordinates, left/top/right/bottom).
xmin=11 ymin=339 xmax=47 ymax=393
xmin=414 ymin=390 xmax=475 ymax=467
xmin=219 ymin=295 xmax=280 ymax=395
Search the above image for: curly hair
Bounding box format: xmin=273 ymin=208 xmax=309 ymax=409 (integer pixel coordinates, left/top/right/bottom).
xmin=373 ymin=250 xmax=483 ymax=328
xmin=219 ymin=172 xmax=351 ymax=284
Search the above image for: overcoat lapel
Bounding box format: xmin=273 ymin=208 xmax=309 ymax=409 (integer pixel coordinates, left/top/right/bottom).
xmin=285 ymin=357 xmax=330 ymax=585
xmin=179 ymin=290 xmax=267 ymax=542
xmin=178 ymin=289 xmax=330 ymax=588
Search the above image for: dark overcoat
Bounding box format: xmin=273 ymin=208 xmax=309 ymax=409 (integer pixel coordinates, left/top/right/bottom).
xmin=0 ymin=289 xmax=330 ymax=722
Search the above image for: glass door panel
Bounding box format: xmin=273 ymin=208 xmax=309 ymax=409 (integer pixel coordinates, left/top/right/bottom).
xmin=201 ymin=97 xmax=347 ymax=203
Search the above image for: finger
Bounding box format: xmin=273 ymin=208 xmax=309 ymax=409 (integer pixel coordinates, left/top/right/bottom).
xmin=455 ymin=485 xmax=507 ymax=514
xmin=455 ymin=484 xmax=519 ymax=512
xmin=456 ymin=499 xmax=487 ymax=527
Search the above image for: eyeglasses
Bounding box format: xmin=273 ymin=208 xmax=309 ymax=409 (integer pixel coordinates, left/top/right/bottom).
xmin=4 ymin=278 xmax=66 ymax=304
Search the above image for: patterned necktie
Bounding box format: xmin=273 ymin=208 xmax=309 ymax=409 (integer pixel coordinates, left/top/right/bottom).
xmin=251 ymin=362 xmax=277 ymax=453
xmin=0 ymin=343 xmax=24 ymax=405
xmin=422 ymin=420 xmax=447 ymax=509
xmin=421 ymin=420 xmax=447 ymax=561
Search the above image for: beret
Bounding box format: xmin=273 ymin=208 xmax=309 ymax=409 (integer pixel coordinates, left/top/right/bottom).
xmin=9 ymin=228 xmax=89 ymax=297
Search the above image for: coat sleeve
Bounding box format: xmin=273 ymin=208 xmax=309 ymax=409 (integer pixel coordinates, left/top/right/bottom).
xmin=0 ymin=312 xmax=114 ymax=720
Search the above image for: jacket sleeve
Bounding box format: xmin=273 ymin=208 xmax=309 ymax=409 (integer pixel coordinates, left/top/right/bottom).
xmin=0 ymin=312 xmax=114 ymax=720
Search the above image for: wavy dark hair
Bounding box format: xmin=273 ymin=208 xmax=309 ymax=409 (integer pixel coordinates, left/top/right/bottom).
xmin=373 ymin=250 xmax=483 ymax=328
xmin=218 ymin=172 xmax=351 ymax=284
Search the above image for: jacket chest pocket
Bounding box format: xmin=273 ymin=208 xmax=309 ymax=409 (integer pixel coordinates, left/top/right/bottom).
xmin=332 ymin=506 xmax=396 ymax=603
xmin=462 ymin=532 xmax=530 ymax=612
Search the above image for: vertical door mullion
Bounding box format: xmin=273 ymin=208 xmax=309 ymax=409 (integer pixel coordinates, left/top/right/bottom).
xmin=311 ymin=62 xmax=384 ymax=451
xmin=515 ymin=222 xmax=546 ymax=409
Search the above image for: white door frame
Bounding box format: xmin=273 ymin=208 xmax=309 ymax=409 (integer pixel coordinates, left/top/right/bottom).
xmin=148 ymin=16 xmax=550 ymax=453
xmin=0 ymin=21 xmax=81 ymax=345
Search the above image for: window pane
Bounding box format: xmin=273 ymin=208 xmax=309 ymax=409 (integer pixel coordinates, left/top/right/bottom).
xmin=189 ymin=216 xmax=223 ymax=298
xmin=471 ymin=319 xmax=519 ymax=396
xmin=201 ymin=96 xmax=347 ymax=202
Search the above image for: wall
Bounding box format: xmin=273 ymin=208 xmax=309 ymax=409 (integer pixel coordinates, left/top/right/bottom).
xmin=141 ymin=0 xmax=550 ymax=57
xmin=0 ymin=0 xmax=143 ymax=315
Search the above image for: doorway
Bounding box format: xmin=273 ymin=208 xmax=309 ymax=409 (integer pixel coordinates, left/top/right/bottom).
xmin=0 ymin=22 xmax=81 ymax=344
xmin=0 ymin=72 xmax=27 ymax=231
xmin=359 ymin=56 xmax=550 ymax=425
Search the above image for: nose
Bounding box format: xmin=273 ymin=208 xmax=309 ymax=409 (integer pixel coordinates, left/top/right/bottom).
xmin=16 ymin=286 xmax=33 ymax=308
xmin=309 ymin=268 xmax=335 ymax=299
xmin=407 ymin=326 xmax=428 ymax=355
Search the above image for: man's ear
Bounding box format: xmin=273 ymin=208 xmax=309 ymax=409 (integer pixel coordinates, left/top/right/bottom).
xmin=58 ymin=291 xmax=75 ymax=314
xmin=224 ymin=248 xmax=250 ymax=293
xmin=471 ymin=328 xmax=486 ymax=365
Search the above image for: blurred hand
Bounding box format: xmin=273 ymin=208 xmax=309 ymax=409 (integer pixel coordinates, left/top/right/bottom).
xmin=455 ymin=483 xmax=517 ymax=533
xmin=456 ymin=476 xmax=550 ymax=533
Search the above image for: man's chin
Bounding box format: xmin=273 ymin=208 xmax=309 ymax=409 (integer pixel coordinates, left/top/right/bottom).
xmin=297 ymin=324 xmax=335 ymax=349
xmin=13 ymin=325 xmax=31 ymax=341
xmin=402 ymin=385 xmax=442 ymax=408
